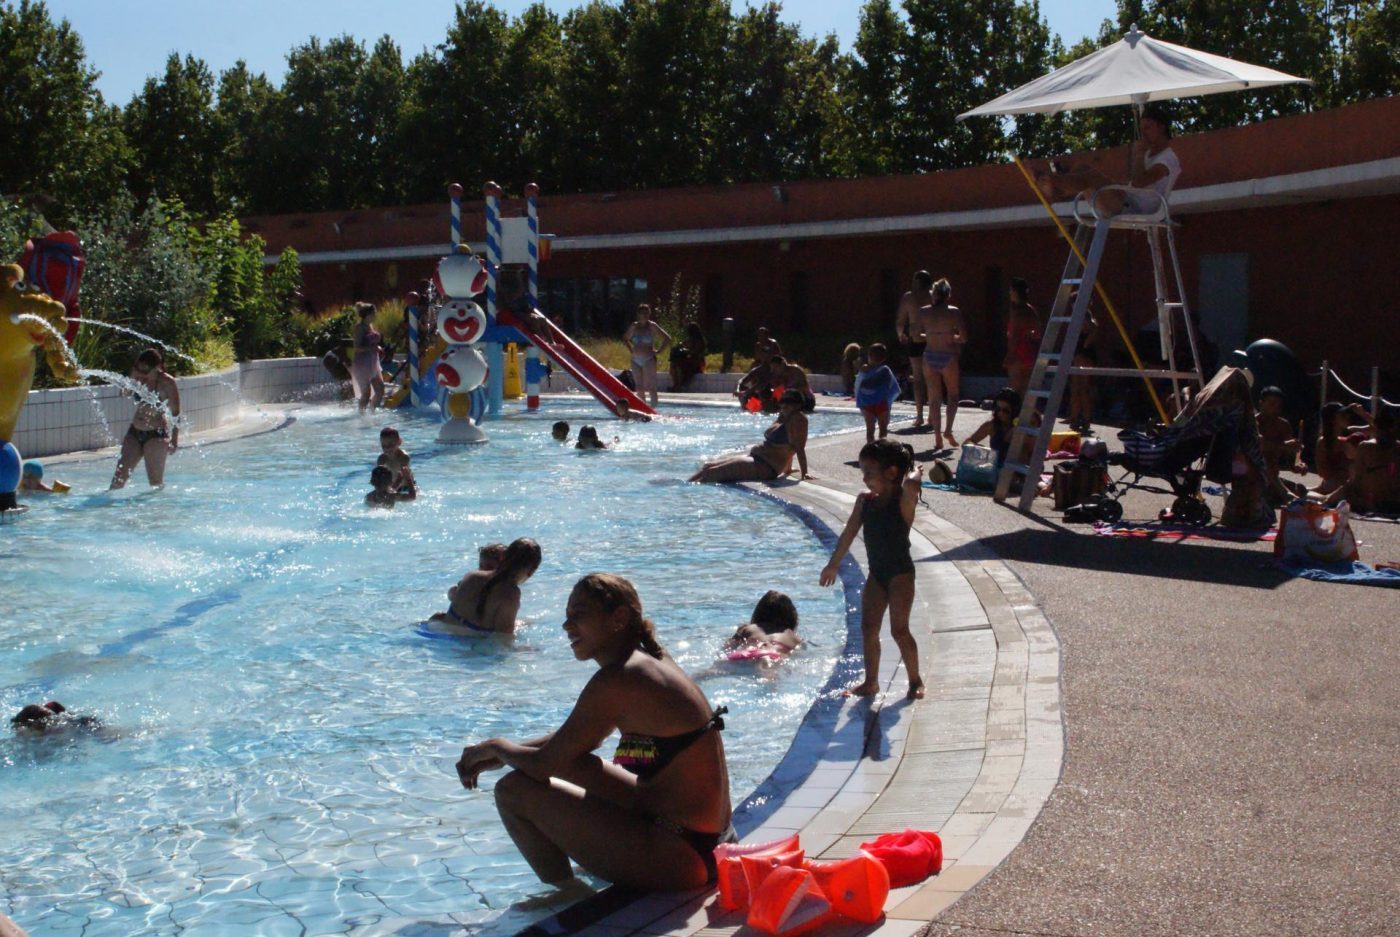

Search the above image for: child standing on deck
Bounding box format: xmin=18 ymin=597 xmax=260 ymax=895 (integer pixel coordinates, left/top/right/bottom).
xmin=819 ymin=439 xmax=925 ymax=699
xmin=854 ymin=343 xmax=900 ymax=442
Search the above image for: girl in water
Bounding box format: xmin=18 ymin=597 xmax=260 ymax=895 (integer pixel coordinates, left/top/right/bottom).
xmin=431 ymin=538 xmax=542 ymax=635
xmin=349 ymin=302 xmax=385 ymax=412
xmin=819 ymin=439 xmax=924 ymax=700
xmin=456 ymin=573 xmax=733 ymax=891
xmin=623 ymin=304 xmax=672 ymax=408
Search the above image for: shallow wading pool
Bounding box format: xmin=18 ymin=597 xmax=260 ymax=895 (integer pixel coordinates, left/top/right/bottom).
xmin=1 ymin=401 xmax=858 ymax=936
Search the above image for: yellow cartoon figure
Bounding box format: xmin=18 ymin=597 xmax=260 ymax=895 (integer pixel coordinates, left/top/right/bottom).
xmin=1 ymin=262 xmax=76 ymax=443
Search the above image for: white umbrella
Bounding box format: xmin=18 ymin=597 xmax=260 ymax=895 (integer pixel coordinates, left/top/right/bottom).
xmin=957 ymin=25 xmax=1309 ymax=119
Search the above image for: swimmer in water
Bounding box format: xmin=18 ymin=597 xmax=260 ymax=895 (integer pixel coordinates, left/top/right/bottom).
xmin=723 ymin=591 xmax=801 ymax=656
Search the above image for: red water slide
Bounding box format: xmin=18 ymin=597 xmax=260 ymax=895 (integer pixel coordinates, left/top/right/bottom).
xmin=496 ymin=311 xmax=657 ymax=416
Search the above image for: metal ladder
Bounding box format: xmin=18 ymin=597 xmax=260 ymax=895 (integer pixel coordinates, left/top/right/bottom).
xmin=994 ymin=207 xmax=1204 ymax=510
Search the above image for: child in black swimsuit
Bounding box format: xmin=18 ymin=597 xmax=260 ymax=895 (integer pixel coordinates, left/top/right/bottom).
xmin=820 ymin=439 xmax=925 ymax=699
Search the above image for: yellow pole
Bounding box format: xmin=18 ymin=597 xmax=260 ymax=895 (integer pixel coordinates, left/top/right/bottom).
xmin=1012 ymin=156 xmax=1169 ymax=424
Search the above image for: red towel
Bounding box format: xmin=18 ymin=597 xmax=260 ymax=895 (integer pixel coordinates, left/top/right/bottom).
xmin=857 ymin=829 xmax=943 ymax=887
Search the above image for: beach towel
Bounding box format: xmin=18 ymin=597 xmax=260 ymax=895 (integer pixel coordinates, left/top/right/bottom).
xmin=1276 ymin=559 xmax=1400 ymax=588
xmin=1093 ymin=522 xmax=1277 ymax=542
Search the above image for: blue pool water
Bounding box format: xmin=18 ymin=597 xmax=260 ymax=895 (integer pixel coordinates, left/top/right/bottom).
xmin=1 ymin=400 xmax=857 ymax=936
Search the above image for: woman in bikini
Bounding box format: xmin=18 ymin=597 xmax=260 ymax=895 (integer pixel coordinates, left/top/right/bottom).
xmin=431 ymin=538 xmax=542 ymax=636
xmin=349 ymin=302 xmax=385 ymax=412
xmin=456 ymin=573 xmax=734 ymax=892
xmin=110 ymin=348 xmax=181 ymax=489
xmin=623 ymin=304 xmax=672 ymax=408
xmin=1003 ymin=278 xmax=1041 ymax=401
xmin=917 ymin=278 xmax=968 ymax=449
xmin=689 ymin=389 xmax=809 ymax=482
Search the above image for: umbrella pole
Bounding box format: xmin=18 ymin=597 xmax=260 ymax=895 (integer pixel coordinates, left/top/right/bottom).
xmin=1012 ymin=155 xmax=1170 ymax=424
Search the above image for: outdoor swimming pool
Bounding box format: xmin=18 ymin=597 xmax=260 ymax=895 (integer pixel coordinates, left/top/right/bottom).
xmin=1 ymin=400 xmax=859 ymax=936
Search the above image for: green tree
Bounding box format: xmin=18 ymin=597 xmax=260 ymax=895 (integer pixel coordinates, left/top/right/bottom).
xmin=213 ymin=61 xmax=284 ymax=214
xmin=123 ymin=53 xmax=221 ymax=216
xmin=355 ymin=36 xmax=409 ymax=206
xmin=499 ymin=4 xmax=565 ymax=192
xmin=1340 ymin=0 xmax=1400 ymax=102
xmin=618 ymin=0 xmax=732 ymax=186
xmin=900 ymin=0 xmax=1056 ymax=170
xmin=838 ymin=0 xmax=908 ymax=175
xmin=399 ymin=1 xmax=514 ymax=203
xmin=555 ymin=1 xmax=629 ymax=191
xmin=0 ymin=0 xmax=130 ymax=221
xmin=719 ymin=3 xmax=843 ymax=182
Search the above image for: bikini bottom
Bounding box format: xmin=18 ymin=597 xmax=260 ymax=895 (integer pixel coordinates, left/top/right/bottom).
xmin=442 ymin=606 xmax=495 ymax=634
xmin=650 ymin=816 xmax=737 ymax=882
xmin=922 ymin=349 xmax=956 ymax=372
xmin=125 ymin=425 xmax=167 ymax=447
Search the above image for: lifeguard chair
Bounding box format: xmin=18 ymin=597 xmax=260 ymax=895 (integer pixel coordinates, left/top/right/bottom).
xmin=995 ymin=183 xmax=1207 ymax=509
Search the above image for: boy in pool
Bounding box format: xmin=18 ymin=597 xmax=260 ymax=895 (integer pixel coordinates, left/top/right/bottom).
xmin=552 ymin=420 xmax=570 ymax=442
xmin=366 ymin=465 xmax=408 ymax=507
xmin=724 ymin=591 xmax=801 ymax=656
xmin=615 ymin=399 xmax=651 ymax=422
xmin=377 ymin=426 xmax=417 ymax=498
xmin=19 ymin=460 xmax=69 ymax=494
xmin=11 ymin=700 xmax=101 ymax=734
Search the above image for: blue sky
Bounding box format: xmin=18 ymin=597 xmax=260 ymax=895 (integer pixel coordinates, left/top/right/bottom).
xmin=48 ymin=0 xmax=1120 ymax=105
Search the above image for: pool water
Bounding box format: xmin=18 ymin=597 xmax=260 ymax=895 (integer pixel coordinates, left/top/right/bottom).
xmin=1 ymin=401 xmax=857 ymax=936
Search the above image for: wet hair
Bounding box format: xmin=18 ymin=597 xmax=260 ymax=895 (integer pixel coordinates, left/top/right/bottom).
xmin=932 ymin=278 xmax=952 ymax=302
xmin=476 ymin=537 xmax=542 ymax=619
xmin=751 ymin=590 xmax=798 ymax=635
xmin=912 ymin=270 xmax=933 ymax=289
xmin=356 ymin=301 xmax=376 ymax=319
xmin=370 ymin=465 xmax=393 ymax=487
xmin=615 ymin=399 xmax=630 ymax=414
xmin=380 ymin=426 xmax=400 ymax=440
xmin=552 ymin=420 xmax=570 ymax=438
xmin=478 ymin=542 xmax=507 ymax=570
xmin=1259 ymin=386 xmax=1285 ymax=401
xmin=572 ymin=573 xmax=666 ymax=659
xmin=11 ymin=701 xmax=65 ymax=728
xmin=576 ymin=426 xmax=602 ymax=448
xmin=859 ymin=438 xmax=915 ymax=476
xmin=1010 ymin=277 xmax=1030 ymax=304
xmin=867 ymin=342 xmax=888 ymax=364
xmin=1141 ymin=107 xmax=1172 ymax=137
xmin=136 ymin=348 xmax=163 ymax=369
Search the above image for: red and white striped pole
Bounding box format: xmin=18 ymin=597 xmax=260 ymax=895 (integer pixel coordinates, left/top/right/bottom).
xmin=524 ymin=182 xmax=542 ymax=411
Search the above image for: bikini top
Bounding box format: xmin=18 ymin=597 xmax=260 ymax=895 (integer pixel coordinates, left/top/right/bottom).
xmin=613 ymin=706 xmax=727 ymax=781
xmin=631 ymin=328 xmax=654 ymax=350
xmin=764 ymin=420 xmax=790 ymax=447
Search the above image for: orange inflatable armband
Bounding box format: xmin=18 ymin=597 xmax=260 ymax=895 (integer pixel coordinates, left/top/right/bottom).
xmin=746 ymin=866 xmax=833 ymax=936
xmin=714 ymin=834 xmax=803 ymax=911
xmin=804 ymin=851 xmax=890 ymax=924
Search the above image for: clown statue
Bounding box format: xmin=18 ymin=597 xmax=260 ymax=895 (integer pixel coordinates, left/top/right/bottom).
xmin=1 ymin=259 xmax=79 ymax=511
xmin=433 ymin=248 xmax=491 ymax=445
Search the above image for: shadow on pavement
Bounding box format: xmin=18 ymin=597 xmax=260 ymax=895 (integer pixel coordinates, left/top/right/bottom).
xmin=934 ymin=527 xmax=1294 ymax=589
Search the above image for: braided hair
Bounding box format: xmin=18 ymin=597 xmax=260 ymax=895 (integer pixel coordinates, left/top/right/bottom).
xmin=572 ymin=573 xmax=666 ymax=660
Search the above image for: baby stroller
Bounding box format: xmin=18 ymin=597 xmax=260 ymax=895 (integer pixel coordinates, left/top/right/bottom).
xmin=1089 ymin=368 xmax=1266 ymax=526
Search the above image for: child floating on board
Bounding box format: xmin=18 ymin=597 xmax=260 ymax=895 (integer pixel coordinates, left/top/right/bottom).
xmin=723 ymin=591 xmax=801 ymax=661
xmin=854 ymin=343 xmax=900 ymax=443
xmin=19 ymin=460 xmax=69 ymax=494
xmin=377 ymin=426 xmax=417 ymax=498
xmin=820 ymin=439 xmax=925 ymax=700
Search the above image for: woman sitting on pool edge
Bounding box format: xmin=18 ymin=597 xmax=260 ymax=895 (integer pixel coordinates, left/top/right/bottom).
xmin=690 ymin=389 xmax=810 ymax=482
xmin=456 ymin=573 xmax=734 ymax=891
xmin=723 ymin=590 xmax=800 ymax=659
xmin=430 ymin=538 xmax=542 ymax=636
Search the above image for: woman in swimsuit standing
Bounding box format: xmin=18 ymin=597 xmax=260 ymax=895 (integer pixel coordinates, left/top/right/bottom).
xmin=689 ymin=389 xmax=810 ymax=482
xmin=432 ymin=538 xmax=542 ymax=636
xmin=1003 ymin=278 xmax=1041 ymax=401
xmin=110 ymin=348 xmax=180 ymax=489
xmin=349 ymin=302 xmax=385 ymax=412
xmin=456 ymin=573 xmax=734 ymax=891
xmin=623 ymin=304 xmax=672 ymax=408
xmin=917 ymin=278 xmax=968 ymax=449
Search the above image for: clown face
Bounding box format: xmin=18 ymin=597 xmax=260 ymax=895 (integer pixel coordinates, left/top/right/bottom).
xmin=435 ymin=346 xmax=488 ymax=393
xmin=437 ymin=300 xmax=488 ymax=346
